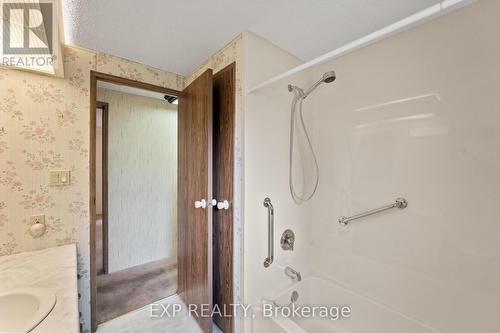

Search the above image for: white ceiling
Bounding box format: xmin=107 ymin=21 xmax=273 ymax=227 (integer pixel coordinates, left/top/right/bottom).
xmin=62 ymin=0 xmax=441 ymax=76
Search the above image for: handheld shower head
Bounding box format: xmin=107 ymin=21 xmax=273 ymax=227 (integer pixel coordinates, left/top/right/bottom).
xmin=288 ymin=70 xmax=336 ymax=205
xmin=322 ymin=71 xmax=336 ymax=83
xmin=288 ymin=71 xmax=336 ymax=99
xmin=302 ymin=70 xmax=336 ymax=97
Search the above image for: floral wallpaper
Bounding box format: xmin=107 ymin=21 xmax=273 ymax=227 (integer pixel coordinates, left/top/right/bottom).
xmin=0 ymin=34 xmax=242 ymax=332
xmin=0 ymin=44 xmax=184 ymax=332
xmin=185 ymin=34 xmax=243 ymax=87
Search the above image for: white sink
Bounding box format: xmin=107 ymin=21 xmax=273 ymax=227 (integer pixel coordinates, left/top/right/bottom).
xmin=0 ymin=288 xmax=56 ymax=333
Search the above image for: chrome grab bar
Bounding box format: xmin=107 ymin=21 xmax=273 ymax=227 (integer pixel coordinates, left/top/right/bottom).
xmin=263 ymin=197 xmax=274 ymax=268
xmin=338 ymin=197 xmax=408 ymax=226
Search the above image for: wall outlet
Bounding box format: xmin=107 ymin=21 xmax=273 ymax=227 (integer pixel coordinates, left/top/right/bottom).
xmin=29 ymin=215 xmax=46 ymax=238
xmin=31 ymin=214 xmax=45 ymax=225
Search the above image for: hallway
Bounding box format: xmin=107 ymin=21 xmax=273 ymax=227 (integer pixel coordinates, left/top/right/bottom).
xmin=95 ymin=216 xmax=178 ymax=323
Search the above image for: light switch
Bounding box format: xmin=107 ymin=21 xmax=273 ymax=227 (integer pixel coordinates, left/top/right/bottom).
xmin=49 ymin=170 xmax=71 ymax=186
xmin=49 ymin=171 xmax=60 ymax=186
xmin=60 ymin=171 xmax=70 ymax=185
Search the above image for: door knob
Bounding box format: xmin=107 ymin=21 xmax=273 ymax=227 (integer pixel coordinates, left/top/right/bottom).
xmin=194 ymin=199 xmax=207 ymax=209
xmin=217 ymin=200 xmax=229 ymax=210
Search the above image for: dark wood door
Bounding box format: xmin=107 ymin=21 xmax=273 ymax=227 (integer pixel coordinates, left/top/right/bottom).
xmin=212 ymin=63 xmax=235 ymax=333
xmin=178 ymin=69 xmax=214 ymax=333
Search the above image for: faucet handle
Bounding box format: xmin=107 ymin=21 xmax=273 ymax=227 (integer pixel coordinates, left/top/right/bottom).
xmin=281 ymin=229 xmax=295 ymax=251
xmin=284 ymin=266 xmax=302 ymax=282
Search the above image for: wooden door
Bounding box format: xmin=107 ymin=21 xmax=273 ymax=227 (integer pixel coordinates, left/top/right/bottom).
xmin=178 ymin=69 xmax=214 ymax=333
xmin=212 ymin=63 xmax=235 ymax=333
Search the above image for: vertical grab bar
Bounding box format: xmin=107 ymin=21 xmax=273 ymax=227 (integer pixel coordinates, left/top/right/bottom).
xmin=263 ymin=197 xmax=274 ymax=268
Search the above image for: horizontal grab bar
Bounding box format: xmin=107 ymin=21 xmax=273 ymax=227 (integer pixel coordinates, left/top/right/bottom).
xmin=338 ymin=198 xmax=408 ymax=226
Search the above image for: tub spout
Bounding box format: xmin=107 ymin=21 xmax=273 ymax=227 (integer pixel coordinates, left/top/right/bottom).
xmin=285 ymin=266 xmax=302 ymax=282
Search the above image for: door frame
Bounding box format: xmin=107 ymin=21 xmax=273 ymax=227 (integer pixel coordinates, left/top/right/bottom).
xmin=95 ymin=101 xmax=109 ymax=275
xmin=89 ymin=71 xmax=183 ymax=332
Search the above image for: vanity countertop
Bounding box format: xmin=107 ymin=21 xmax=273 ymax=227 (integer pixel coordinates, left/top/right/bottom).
xmin=0 ymin=244 xmax=79 ymax=333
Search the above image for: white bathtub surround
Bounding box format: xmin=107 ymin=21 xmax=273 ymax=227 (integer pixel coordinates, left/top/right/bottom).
xmin=242 ymin=31 xmax=316 ymax=313
xmin=0 ymin=244 xmax=79 ymax=333
xmin=96 ymin=294 xmax=222 ymax=333
xmin=243 ymin=1 xmax=500 ymax=332
xmin=254 ymin=276 xmax=443 ymax=333
xmin=308 ymin=1 xmax=500 ymax=331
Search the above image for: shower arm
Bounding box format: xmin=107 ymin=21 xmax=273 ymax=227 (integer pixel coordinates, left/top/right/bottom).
xmin=303 ymin=80 xmax=323 ymax=97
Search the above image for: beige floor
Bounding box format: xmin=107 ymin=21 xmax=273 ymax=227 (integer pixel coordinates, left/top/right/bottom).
xmin=96 ymin=295 xmax=223 ymax=333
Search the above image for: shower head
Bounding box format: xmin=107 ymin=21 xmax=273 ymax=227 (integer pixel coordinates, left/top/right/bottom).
xmin=302 ymin=70 xmax=336 ymax=97
xmin=322 ymin=71 xmax=336 ymax=83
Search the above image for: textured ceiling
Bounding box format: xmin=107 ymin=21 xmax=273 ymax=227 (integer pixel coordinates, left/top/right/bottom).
xmin=62 ymin=0 xmax=441 ymax=75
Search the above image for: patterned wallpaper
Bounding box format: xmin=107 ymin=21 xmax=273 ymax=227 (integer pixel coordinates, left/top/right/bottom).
xmin=0 ymin=45 xmax=184 ymax=332
xmin=185 ymin=34 xmax=243 ymax=87
xmin=97 ymin=87 xmax=177 ymax=273
xmin=0 ymin=33 xmax=242 ymax=332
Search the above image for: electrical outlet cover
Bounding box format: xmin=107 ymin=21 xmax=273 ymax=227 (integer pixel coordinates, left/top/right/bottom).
xmin=31 ymin=215 xmax=45 ymax=225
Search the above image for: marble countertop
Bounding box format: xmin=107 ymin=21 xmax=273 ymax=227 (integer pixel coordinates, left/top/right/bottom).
xmin=0 ymin=244 xmax=79 ymax=333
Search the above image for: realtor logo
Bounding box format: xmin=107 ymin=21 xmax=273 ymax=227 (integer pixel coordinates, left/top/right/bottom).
xmin=2 ymin=2 xmax=53 ymax=55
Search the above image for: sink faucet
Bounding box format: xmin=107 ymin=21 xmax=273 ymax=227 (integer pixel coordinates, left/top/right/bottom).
xmin=285 ymin=266 xmax=302 ymax=282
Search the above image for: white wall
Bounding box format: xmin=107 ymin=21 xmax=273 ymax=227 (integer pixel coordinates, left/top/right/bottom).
xmin=242 ymin=32 xmax=316 ymax=332
xmin=97 ymin=88 xmax=178 ymax=273
xmin=243 ymin=1 xmax=500 ymax=332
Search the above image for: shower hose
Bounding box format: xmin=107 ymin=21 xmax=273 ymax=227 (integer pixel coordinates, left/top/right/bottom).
xmin=289 ymin=89 xmax=320 ymax=205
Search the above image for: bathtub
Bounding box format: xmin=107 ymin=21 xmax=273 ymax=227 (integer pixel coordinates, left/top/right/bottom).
xmin=252 ymin=276 xmax=440 ymax=333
